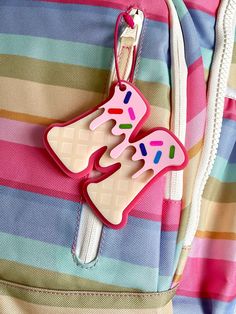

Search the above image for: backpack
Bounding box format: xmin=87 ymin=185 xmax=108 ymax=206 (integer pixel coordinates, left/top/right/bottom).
xmin=0 ymin=0 xmax=235 ymax=313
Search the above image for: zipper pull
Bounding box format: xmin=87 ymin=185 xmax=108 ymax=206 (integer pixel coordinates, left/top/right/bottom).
xmin=120 ymin=9 xmax=144 ymax=47
xmin=109 ymin=8 xmax=144 ymax=85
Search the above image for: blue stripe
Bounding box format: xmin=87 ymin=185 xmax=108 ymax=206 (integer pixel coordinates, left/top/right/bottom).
xmin=211 ymin=156 xmax=236 ymax=182
xmin=189 ymin=9 xmax=215 ymax=50
xmin=0 ymin=185 xmax=165 ymax=269
xmin=217 ymin=119 xmax=236 ymax=163
xmin=0 ymin=231 xmax=158 ymax=291
xmin=173 ymin=296 xmax=236 ymax=314
xmin=0 ymin=185 xmax=79 ymax=247
xmin=140 ymin=19 xmax=170 ymax=64
xmin=180 ymin=12 xmax=202 ymax=66
xmin=0 ymin=1 xmax=170 ymax=63
xmin=103 ymin=216 xmax=161 ymax=268
xmin=159 ymin=231 xmax=178 ymax=276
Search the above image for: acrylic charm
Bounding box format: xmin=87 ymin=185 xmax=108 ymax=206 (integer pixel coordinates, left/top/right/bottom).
xmin=44 ymin=11 xmax=188 ymax=229
xmin=44 ymin=81 xmax=188 ymax=228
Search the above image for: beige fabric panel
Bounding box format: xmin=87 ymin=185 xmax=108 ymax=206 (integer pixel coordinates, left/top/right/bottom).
xmin=0 ymin=295 xmax=173 ymax=314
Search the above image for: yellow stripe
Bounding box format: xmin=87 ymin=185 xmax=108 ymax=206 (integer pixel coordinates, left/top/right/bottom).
xmin=198 ymin=199 xmax=236 ymax=233
xmin=0 ymin=109 xmax=59 ymax=126
xmin=173 ymin=247 xmax=190 ymax=280
xmin=0 ymin=76 xmax=171 ymax=128
xmin=228 ymin=64 xmax=236 ymax=89
xmin=196 ymin=230 xmax=236 ymax=240
xmin=188 ymin=139 xmax=203 ymax=159
xmin=0 ymin=76 xmax=104 ymax=121
xmin=183 ymin=152 xmax=202 ymax=206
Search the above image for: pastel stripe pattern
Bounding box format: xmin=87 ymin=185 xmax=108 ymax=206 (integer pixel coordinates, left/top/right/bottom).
xmin=0 ymin=0 xmax=235 ymax=312
xmin=175 ymin=111 xmax=236 ymax=310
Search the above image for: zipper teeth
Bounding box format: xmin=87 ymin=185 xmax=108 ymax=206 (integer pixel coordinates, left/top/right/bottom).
xmin=184 ymin=0 xmax=236 ymax=246
xmin=165 ymin=0 xmax=187 ymax=200
xmin=75 ymin=203 xmax=103 ymax=265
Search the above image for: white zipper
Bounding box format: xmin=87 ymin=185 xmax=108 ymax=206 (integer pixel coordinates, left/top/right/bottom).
xmin=164 ymin=0 xmax=187 ymax=200
xmin=75 ymin=203 xmax=103 ymax=264
xmin=184 ymin=0 xmax=236 ymax=246
xmin=74 ymin=9 xmax=144 ymax=265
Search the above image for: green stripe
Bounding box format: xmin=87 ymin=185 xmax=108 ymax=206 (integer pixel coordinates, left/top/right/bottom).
xmin=0 ymin=34 xmax=170 ymax=86
xmin=0 ymin=232 xmax=158 ymax=292
xmin=0 ymin=260 xmax=134 ymax=292
xmin=0 ymin=54 xmax=109 ymax=93
xmin=172 ymin=0 xmax=188 ymax=19
xmin=157 ymin=276 xmax=172 ymax=291
xmin=176 ymin=205 xmax=191 ymax=242
xmin=0 ymin=54 xmax=170 ymax=109
xmin=201 ymin=47 xmax=213 ymax=70
xmin=0 ymin=280 xmax=177 ymax=309
xmin=0 ymin=33 xmax=113 ymax=70
xmin=203 ymin=177 xmax=236 ymax=202
xmin=138 ymin=58 xmax=170 ymax=86
xmin=136 ymin=80 xmax=170 ymax=110
xmin=211 ymin=156 xmax=236 ymax=182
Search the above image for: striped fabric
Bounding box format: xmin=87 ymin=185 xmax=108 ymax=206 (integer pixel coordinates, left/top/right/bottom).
xmin=0 ymin=0 xmax=235 ymax=312
xmin=174 ymin=37 xmax=236 ymax=313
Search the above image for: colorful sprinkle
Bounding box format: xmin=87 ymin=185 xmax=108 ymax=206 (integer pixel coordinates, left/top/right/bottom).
xmin=139 ymin=143 xmax=147 ymax=156
xmin=150 ymin=141 xmax=163 ymax=146
xmin=119 ymin=124 xmax=133 ymax=129
xmin=169 ymin=145 xmax=175 ymax=159
xmin=108 ymin=108 xmax=123 ymax=114
xmin=154 ymin=151 xmax=162 ymax=164
xmin=128 ymin=107 xmax=136 ymax=120
xmin=124 ymin=91 xmax=132 ymax=104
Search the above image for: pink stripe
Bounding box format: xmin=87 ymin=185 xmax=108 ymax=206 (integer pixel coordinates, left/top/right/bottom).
xmin=130 ymin=210 xmax=162 ymax=222
xmin=186 ymin=108 xmax=206 ymax=149
xmin=0 ymin=178 xmax=81 ymax=202
xmin=0 ymin=140 xmax=81 ymax=201
xmin=130 ymin=176 xmax=165 ymax=221
xmin=177 ymin=257 xmax=236 ymax=301
xmin=161 ymin=200 xmax=182 ymax=231
xmin=38 ymin=0 xmax=169 ymax=22
xmin=224 ymin=98 xmax=236 ymax=121
xmin=187 ymin=58 xmax=207 ymax=122
xmin=0 ymin=118 xmax=44 ymax=148
xmin=185 ymin=0 xmax=220 ymax=16
xmin=190 ymin=238 xmax=236 ymax=262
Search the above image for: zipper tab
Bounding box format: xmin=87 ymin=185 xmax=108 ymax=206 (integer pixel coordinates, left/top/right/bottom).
xmin=109 ymin=8 xmax=144 ymax=85
xmin=120 ymin=9 xmax=144 ymax=47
